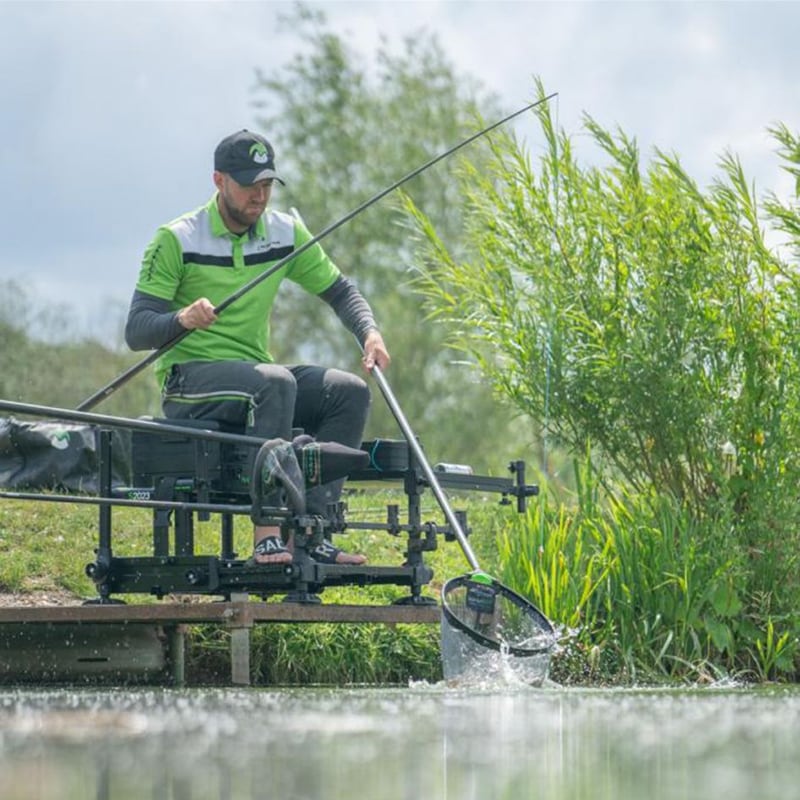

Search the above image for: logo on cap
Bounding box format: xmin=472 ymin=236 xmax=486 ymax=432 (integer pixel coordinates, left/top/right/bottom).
xmin=249 ymin=142 xmax=270 ymax=164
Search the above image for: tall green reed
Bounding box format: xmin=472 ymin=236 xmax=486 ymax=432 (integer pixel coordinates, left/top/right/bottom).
xmin=495 ymin=456 xmax=797 ymax=683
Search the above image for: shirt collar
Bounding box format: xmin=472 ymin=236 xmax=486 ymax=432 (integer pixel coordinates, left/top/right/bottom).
xmin=208 ymin=193 xmax=267 ymax=240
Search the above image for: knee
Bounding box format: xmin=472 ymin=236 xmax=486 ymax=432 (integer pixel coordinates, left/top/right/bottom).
xmin=252 ymin=364 xmax=297 ymax=402
xmin=336 ymin=371 xmax=371 ymax=411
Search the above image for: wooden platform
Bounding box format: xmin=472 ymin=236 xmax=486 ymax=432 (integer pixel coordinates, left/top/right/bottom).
xmin=0 ymin=599 xmax=442 ymax=686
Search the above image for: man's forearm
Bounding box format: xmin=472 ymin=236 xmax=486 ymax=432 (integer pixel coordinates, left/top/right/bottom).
xmin=125 ymin=289 xmax=185 ymax=350
xmin=319 ymin=276 xmax=379 ymax=345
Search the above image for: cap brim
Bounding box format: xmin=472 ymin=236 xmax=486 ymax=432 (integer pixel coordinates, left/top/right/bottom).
xmin=228 ymin=167 xmax=285 ymax=186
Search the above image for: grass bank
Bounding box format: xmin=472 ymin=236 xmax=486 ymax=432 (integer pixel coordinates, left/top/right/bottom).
xmin=493 ymin=470 xmax=800 ymax=685
xmin=0 ymin=487 xmax=511 ymax=686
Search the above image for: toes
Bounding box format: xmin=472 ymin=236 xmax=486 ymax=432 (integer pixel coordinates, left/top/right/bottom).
xmin=254 ymin=553 xmax=292 ymax=565
xmin=336 ymin=552 xmax=367 ymax=566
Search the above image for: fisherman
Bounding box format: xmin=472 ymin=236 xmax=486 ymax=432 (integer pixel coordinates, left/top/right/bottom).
xmin=124 ymin=129 xmax=390 ymax=566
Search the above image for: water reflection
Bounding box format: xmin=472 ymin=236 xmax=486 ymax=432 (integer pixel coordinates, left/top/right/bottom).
xmin=0 ymin=683 xmax=799 ymax=799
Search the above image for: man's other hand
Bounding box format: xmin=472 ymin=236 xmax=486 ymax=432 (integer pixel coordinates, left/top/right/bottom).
xmin=362 ymin=330 xmax=391 ymax=371
xmin=177 ymin=298 xmax=218 ymax=330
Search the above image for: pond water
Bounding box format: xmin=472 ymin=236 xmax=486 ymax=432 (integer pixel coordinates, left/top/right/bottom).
xmin=0 ymin=681 xmax=798 ymax=800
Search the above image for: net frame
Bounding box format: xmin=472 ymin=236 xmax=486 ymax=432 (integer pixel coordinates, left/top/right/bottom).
xmin=441 ymin=575 xmax=556 ymax=657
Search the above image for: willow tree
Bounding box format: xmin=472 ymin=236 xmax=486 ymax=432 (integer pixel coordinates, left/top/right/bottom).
xmin=407 ymin=79 xmax=800 ymax=596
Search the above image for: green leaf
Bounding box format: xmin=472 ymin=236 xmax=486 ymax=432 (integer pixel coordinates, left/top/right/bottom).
xmin=711 ymin=583 xmax=743 ymax=618
xmin=704 ymin=616 xmax=734 ymax=651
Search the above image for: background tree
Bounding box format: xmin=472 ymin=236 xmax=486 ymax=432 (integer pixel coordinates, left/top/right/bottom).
xmin=0 ymin=280 xmax=158 ymax=419
xmin=250 ymin=5 xmax=538 ymax=472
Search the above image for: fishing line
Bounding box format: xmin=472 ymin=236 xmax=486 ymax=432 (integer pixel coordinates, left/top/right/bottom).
xmin=539 ymin=93 xmax=560 ymax=552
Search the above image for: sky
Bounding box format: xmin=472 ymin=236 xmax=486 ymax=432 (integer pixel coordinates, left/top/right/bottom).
xmin=1 ymin=0 xmax=798 ymax=342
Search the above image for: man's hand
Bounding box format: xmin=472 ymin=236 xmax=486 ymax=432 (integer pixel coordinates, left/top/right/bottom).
xmin=177 ymin=298 xmax=217 ymax=330
xmin=362 ymin=329 xmax=391 ymax=371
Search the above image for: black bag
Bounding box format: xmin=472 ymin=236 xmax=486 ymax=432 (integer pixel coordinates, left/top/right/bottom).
xmin=0 ymin=417 xmax=131 ymax=492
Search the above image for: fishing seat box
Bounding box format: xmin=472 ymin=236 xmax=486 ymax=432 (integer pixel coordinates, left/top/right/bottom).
xmin=131 ymin=418 xmax=251 ymax=498
xmin=131 ymin=422 xmax=411 ymax=499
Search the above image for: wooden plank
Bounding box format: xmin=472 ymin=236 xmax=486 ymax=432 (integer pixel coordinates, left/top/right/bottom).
xmin=168 ymin=626 xmax=186 ymax=687
xmin=230 ymin=628 xmax=251 ymax=685
xmin=0 ymin=601 xmax=441 ymax=626
xmin=228 ymin=592 xmax=252 ymax=685
xmin=0 ymin=602 xmax=441 ymax=686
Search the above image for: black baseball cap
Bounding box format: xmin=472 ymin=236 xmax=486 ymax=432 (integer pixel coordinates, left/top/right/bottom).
xmin=213 ymin=129 xmax=285 ymax=186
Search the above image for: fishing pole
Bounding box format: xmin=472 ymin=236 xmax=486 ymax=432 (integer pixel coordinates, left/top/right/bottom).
xmin=77 ymin=92 xmax=557 ymax=412
xmin=369 ymin=364 xmax=479 ymax=570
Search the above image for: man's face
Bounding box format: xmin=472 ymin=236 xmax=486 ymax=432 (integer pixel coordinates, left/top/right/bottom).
xmin=214 ymin=172 xmax=273 ymax=232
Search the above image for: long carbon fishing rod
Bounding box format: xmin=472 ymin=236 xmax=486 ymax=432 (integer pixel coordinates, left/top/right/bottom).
xmin=77 ymin=92 xmax=557 ymax=412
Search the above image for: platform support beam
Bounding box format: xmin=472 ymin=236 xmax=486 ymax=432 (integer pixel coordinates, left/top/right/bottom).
xmin=228 ymin=593 xmax=253 ymax=685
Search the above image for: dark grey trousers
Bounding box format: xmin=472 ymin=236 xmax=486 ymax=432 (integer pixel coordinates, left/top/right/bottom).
xmin=162 ymin=361 xmax=371 ymax=515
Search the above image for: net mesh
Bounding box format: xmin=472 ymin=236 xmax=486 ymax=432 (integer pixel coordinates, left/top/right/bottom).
xmin=440 ymin=575 xmax=556 ymax=685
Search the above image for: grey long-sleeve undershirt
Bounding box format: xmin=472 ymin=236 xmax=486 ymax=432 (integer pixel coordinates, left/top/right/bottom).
xmin=124 ymin=275 xmax=378 ymax=352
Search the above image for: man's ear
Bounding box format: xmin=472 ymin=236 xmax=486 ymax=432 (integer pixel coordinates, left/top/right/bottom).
xmin=212 ymin=170 xmax=225 ymax=191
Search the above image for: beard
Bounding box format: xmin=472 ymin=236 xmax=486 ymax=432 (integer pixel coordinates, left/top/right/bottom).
xmin=219 ymin=192 xmax=264 ymax=231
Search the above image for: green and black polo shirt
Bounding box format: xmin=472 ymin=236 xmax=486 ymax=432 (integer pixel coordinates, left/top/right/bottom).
xmin=135 ymin=195 xmax=340 ymax=388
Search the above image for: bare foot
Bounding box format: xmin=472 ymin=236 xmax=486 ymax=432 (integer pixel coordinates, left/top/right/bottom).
xmin=253 ymin=535 xmax=292 ymax=565
xmin=333 ymin=550 xmax=367 ymax=566
xmin=310 ymin=540 xmax=367 ymax=566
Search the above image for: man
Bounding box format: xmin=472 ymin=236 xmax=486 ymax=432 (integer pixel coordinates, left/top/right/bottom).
xmin=125 ymin=129 xmax=390 ymax=566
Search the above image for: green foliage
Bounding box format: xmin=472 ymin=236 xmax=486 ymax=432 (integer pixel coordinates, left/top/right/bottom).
xmin=497 ymin=461 xmax=799 ymax=683
xmin=249 ymin=4 xmax=535 ymax=472
xmin=409 ymin=80 xmax=798 ymax=515
xmin=248 ymin=621 xmax=442 ymax=685
xmin=407 ymin=77 xmax=800 ymax=681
